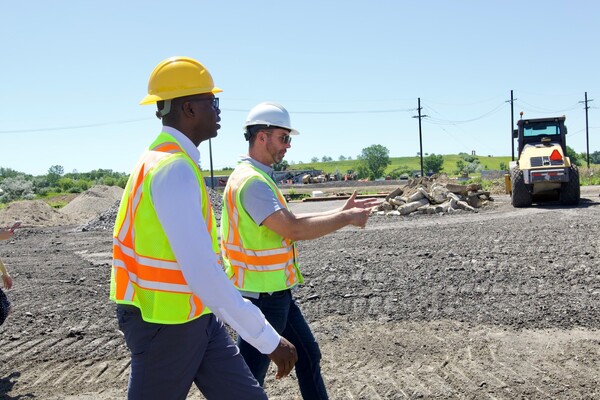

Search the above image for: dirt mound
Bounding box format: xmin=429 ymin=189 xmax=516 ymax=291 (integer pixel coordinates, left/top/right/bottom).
xmin=0 ymin=200 xmax=74 ymax=227
xmin=0 ymin=186 xmax=124 ymax=229
xmin=59 ymin=185 xmax=124 ymax=224
xmin=80 ymin=188 xmax=223 ymax=232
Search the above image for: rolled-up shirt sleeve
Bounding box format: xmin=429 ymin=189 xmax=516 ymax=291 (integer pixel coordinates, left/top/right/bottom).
xmin=151 ymin=159 xmax=280 ymax=354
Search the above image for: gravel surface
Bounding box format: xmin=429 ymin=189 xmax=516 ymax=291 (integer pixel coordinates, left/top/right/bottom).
xmin=0 ymin=186 xmax=599 ymax=399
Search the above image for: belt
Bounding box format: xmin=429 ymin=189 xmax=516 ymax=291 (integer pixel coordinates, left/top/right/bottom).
xmin=259 ymin=289 xmax=290 ymax=299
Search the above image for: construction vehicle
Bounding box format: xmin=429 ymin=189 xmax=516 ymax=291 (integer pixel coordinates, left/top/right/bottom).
xmin=506 ymin=114 xmax=580 ymax=207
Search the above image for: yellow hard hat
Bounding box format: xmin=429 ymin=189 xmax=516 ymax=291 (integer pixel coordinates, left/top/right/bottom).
xmin=140 ymin=56 xmax=222 ymax=105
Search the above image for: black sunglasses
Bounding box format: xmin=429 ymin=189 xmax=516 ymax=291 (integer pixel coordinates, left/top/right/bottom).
xmin=188 ymin=97 xmax=219 ymax=110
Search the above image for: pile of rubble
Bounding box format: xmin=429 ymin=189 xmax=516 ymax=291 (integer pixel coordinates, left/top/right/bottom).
xmin=373 ymin=176 xmax=493 ymax=216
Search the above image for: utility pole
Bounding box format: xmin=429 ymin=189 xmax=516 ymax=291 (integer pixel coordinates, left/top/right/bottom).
xmin=506 ymin=90 xmax=517 ymax=161
xmin=578 ymin=92 xmax=593 ymax=168
xmin=208 ymin=138 xmax=215 ymax=189
xmin=412 ymin=98 xmax=428 ymax=177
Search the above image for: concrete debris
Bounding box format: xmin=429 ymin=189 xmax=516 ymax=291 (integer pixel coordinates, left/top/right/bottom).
xmin=373 ymin=176 xmax=493 ymax=217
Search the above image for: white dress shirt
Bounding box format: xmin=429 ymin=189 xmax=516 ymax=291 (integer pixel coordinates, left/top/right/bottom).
xmin=150 ymin=126 xmax=280 ymax=354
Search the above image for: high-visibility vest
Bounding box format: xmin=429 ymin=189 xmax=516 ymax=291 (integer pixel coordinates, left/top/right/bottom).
xmin=110 ymin=132 xmax=219 ymax=324
xmin=220 ymin=161 xmax=303 ymax=293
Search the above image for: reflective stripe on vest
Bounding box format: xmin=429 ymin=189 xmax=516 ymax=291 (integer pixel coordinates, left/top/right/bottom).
xmin=110 ymin=132 xmax=218 ymax=324
xmin=220 ymin=162 xmax=302 ymax=293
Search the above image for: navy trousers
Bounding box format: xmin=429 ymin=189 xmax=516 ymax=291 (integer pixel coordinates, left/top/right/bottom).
xmin=238 ymin=290 xmax=329 ymax=399
xmin=117 ymin=305 xmax=266 ymax=400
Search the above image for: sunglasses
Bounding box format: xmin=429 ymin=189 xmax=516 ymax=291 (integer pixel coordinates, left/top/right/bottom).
xmin=265 ymin=132 xmax=292 ymax=144
xmin=188 ymin=97 xmax=219 ymax=110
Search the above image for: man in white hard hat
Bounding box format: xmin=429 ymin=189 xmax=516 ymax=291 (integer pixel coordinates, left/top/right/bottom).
xmin=220 ymin=102 xmax=377 ymax=399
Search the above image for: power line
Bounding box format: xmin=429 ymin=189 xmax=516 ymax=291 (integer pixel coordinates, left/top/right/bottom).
xmin=423 ymin=102 xmax=506 ymax=124
xmin=0 ymin=97 xmax=587 ymax=135
xmin=516 ymin=100 xmax=579 ymax=114
xmin=0 ymin=117 xmax=153 ymax=134
xmin=224 ymin=108 xmax=415 ymax=114
xmin=422 ymin=103 xmax=482 ymax=152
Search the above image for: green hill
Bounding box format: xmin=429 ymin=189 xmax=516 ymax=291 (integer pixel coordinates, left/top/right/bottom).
xmin=203 ymin=154 xmax=513 ymax=177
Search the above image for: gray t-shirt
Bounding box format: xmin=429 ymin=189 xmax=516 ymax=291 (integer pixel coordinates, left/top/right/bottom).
xmin=238 ymin=156 xmax=285 ymax=226
xmin=236 ymin=157 xmax=287 ymax=298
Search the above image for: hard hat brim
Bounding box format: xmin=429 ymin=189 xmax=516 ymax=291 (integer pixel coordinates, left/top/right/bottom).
xmin=140 ymin=87 xmax=223 ymax=105
xmin=243 ymin=124 xmax=300 ymax=136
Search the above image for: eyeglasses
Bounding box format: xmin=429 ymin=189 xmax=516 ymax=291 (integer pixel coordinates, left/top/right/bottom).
xmin=188 ymin=97 xmax=219 ymax=110
xmin=265 ymin=132 xmax=292 ymax=145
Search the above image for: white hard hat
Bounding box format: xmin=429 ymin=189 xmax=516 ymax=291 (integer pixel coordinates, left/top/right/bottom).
xmin=244 ymin=102 xmax=300 ymax=135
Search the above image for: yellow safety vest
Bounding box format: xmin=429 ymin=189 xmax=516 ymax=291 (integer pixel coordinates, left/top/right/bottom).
xmin=111 ymin=132 xmax=219 ymax=324
xmin=220 ymin=161 xmax=303 ymax=293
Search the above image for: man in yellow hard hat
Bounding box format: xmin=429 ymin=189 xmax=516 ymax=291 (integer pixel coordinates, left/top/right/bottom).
xmin=220 ymin=102 xmax=377 ymax=399
xmin=111 ymin=57 xmax=297 ymax=400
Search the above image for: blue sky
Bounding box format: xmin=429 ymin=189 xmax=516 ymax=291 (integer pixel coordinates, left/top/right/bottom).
xmin=1 ymin=1 xmax=598 ymax=176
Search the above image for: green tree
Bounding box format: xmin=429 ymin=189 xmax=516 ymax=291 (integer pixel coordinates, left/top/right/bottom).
xmin=499 ymin=162 xmax=508 ymax=171
xmin=357 ymin=144 xmax=391 ymax=180
xmin=465 ymin=159 xmax=482 ymax=174
xmin=103 ymin=176 xmax=116 ymax=186
xmin=590 ymin=151 xmax=600 ymax=164
xmin=387 ymin=166 xmax=412 ymax=179
xmin=338 ymin=155 xmax=347 ymax=161
xmin=310 ymin=157 xmax=319 ymax=163
xmin=458 ymin=152 xmax=478 ymax=163
xmin=0 ymin=176 xmax=34 ymax=203
xmin=75 ymin=180 xmax=90 ymax=192
xmin=57 ymin=177 xmax=74 ymax=192
xmin=0 ymin=167 xmax=20 ymax=179
xmin=273 ymin=160 xmax=289 ymax=171
xmin=355 ymin=163 xmax=370 ymax=179
xmin=455 ymin=160 xmax=466 ymax=175
xmin=423 ymin=154 xmax=444 ymax=174
xmin=47 ymin=165 xmax=64 ymax=186
xmin=566 ymin=146 xmax=582 ymax=166
xmin=116 ymin=175 xmax=129 ymax=189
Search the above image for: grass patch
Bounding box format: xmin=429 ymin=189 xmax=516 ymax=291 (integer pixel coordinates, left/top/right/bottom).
xmin=45 ymin=199 xmax=70 ymax=209
xmin=462 ymin=177 xmax=508 ymax=194
xmin=579 ymin=166 xmax=600 ymax=186
xmin=37 ymin=193 xmax=79 ymax=209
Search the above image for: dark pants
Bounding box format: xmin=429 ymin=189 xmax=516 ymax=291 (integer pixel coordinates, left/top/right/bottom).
xmin=117 ymin=305 xmax=266 ymax=400
xmin=0 ymin=288 xmax=10 ymax=326
xmin=238 ymin=290 xmax=329 ymax=400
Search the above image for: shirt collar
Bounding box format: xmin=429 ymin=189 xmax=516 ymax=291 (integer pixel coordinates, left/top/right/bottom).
xmin=239 ymin=155 xmax=274 ymax=178
xmin=161 ymin=126 xmax=201 ymax=163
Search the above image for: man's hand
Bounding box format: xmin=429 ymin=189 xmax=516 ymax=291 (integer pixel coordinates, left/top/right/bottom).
xmin=2 ymin=274 xmax=12 ymax=290
xmin=343 ymin=190 xmax=379 ymax=211
xmin=345 ymin=207 xmax=372 ymax=228
xmin=9 ymin=221 xmax=21 ymax=233
xmin=0 ymin=229 xmax=13 ymax=241
xmin=268 ymin=337 xmax=297 ymax=379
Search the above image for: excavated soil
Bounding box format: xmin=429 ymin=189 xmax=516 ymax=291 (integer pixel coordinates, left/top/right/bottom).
xmin=1 ymin=185 xmax=600 ymax=399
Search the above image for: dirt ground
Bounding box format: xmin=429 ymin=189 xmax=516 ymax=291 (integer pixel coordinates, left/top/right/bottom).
xmin=1 ymin=184 xmax=600 ymax=399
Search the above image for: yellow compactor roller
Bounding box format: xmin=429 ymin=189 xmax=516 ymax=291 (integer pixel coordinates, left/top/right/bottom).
xmin=505 ymin=115 xmax=580 ymax=207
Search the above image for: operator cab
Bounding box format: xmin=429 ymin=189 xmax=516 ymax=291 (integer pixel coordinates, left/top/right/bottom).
xmin=514 ymin=116 xmax=567 ymax=157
